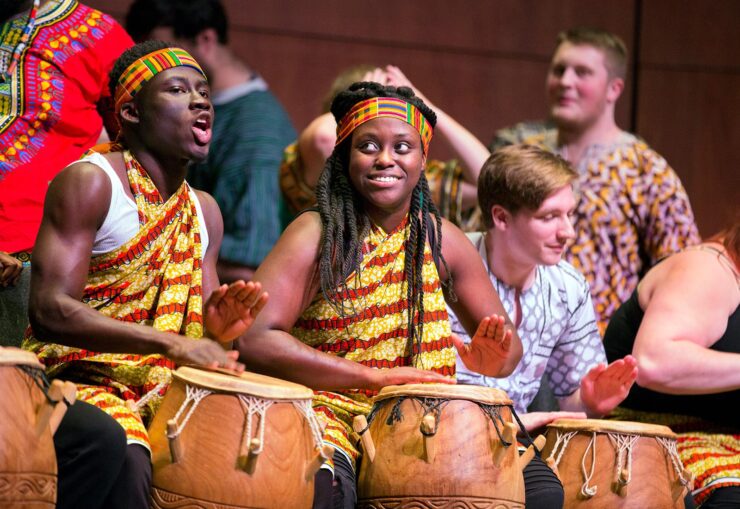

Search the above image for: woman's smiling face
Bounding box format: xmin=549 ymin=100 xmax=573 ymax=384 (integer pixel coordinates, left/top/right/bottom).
xmin=348 ymin=117 xmax=425 ymax=227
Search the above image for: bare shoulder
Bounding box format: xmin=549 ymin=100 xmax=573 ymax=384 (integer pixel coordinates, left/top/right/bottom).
xmin=644 ymin=246 xmax=739 ymax=313
xmin=46 ymin=160 xmax=113 ymax=229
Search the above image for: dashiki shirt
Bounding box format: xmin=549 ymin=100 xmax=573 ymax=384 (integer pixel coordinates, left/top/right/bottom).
xmin=0 ymin=0 xmax=133 ymax=254
xmin=279 ymin=144 xmax=481 ymax=232
xmin=526 ymin=129 xmax=700 ymax=334
xmin=450 ymin=232 xmax=604 ymax=414
xmin=291 ymin=217 xmax=456 ymax=470
xmin=23 ymin=150 xmax=205 ymax=449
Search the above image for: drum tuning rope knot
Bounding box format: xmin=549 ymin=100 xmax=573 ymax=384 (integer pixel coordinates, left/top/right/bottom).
xmin=167 ymin=384 xmax=212 ymax=439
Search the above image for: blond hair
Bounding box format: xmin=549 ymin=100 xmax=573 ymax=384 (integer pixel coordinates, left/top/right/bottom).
xmin=556 ymin=27 xmax=628 ymax=79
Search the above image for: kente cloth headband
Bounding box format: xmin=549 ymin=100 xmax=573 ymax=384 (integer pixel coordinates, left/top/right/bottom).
xmin=335 ymin=97 xmax=434 ymax=153
xmin=114 ymin=47 xmax=206 ymax=114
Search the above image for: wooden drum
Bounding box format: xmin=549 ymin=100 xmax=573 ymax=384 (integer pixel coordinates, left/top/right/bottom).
xmin=0 ymin=347 xmax=74 ymax=509
xmin=541 ymin=418 xmax=693 ymax=508
xmin=355 ymin=383 xmax=527 ymax=509
xmin=149 ymin=366 xmax=329 ymax=509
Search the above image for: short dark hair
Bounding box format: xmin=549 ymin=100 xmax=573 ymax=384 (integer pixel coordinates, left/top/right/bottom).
xmin=108 ymin=40 xmax=171 ymax=98
xmin=126 ymin=0 xmax=228 ymax=44
xmin=555 ymin=27 xmax=628 ymax=79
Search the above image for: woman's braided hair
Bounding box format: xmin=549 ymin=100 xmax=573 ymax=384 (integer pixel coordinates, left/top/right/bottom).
xmin=315 ymin=81 xmax=453 ymax=363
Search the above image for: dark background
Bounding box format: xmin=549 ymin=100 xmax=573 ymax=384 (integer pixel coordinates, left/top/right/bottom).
xmin=91 ymin=0 xmax=740 ymax=237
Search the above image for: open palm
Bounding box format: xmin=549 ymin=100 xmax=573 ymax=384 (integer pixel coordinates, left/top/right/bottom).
xmin=204 ymin=281 xmax=268 ymax=343
xmin=452 ymin=314 xmax=513 ymax=377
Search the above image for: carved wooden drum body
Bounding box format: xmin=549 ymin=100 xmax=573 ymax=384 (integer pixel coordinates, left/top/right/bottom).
xmin=356 ymin=383 xmax=526 ymax=509
xmin=0 ymin=349 xmax=57 ymax=508
xmin=149 ymin=367 xmax=326 ymax=509
xmin=541 ymin=419 xmax=693 ymax=509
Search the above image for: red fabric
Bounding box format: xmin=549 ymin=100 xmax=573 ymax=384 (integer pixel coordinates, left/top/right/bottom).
xmin=0 ymin=1 xmax=133 ymax=253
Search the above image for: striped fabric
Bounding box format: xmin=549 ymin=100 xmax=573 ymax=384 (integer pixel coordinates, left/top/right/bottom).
xmin=291 ymin=216 xmax=455 ymax=469
xmin=23 ymin=148 xmax=205 ymax=449
xmin=113 ymin=47 xmax=205 ymax=113
xmin=335 ymin=97 xmax=434 ymax=153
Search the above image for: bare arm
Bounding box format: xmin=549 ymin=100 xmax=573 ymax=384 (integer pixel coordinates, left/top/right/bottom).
xmin=237 ymin=212 xmax=452 ymax=391
xmin=631 ymin=249 xmax=740 ymax=394
xmin=440 ymin=220 xmax=523 ymax=375
xmin=196 ymin=189 xmax=267 ymax=345
xmin=296 ymin=113 xmax=336 ymax=190
xmin=384 ymin=65 xmax=488 ymax=208
xmin=29 ymin=163 xmax=240 ymax=369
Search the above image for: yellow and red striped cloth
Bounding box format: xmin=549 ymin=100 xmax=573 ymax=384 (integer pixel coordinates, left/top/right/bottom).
xmin=23 ymin=148 xmax=205 ymax=449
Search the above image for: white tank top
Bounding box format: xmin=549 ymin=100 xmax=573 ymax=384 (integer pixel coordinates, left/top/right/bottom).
xmin=81 ymin=152 xmax=210 ymax=256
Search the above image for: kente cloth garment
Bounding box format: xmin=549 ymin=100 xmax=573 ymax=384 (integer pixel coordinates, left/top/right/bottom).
xmin=279 ymin=143 xmax=481 ymax=231
xmin=525 ymin=129 xmax=700 ymax=334
xmin=609 ymin=407 xmax=740 ymax=506
xmin=0 ymin=0 xmax=133 ymax=253
xmin=291 ymin=217 xmax=456 ymax=469
xmin=450 ymin=232 xmax=604 ymax=414
xmin=23 ymin=149 xmax=205 ymax=448
xmin=187 ymin=78 xmax=296 ymax=267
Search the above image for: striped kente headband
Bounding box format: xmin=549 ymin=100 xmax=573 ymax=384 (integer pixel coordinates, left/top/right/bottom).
xmin=114 ymin=47 xmax=206 ymax=114
xmin=335 ymin=97 xmax=434 ymax=154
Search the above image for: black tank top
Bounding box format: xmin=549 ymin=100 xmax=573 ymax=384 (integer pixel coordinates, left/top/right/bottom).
xmin=604 ymin=288 xmax=740 ymax=426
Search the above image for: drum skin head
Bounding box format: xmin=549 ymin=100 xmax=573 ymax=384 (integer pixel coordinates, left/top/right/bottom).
xmin=548 ymin=418 xmax=677 ymax=439
xmin=173 ymin=366 xmax=314 ymax=400
xmin=375 ymin=383 xmax=512 ymax=406
xmin=0 ymin=347 xmax=44 ymax=369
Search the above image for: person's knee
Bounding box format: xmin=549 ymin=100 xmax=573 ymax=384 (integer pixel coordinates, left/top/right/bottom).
xmin=523 ymin=454 xmax=564 ymax=509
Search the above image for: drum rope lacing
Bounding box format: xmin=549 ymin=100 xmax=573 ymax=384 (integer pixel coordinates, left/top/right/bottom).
xmin=129 ymin=381 xmax=167 ymax=412
xmin=656 ymin=436 xmax=693 ymax=488
xmin=17 ymin=365 xmax=57 ymax=406
xmin=167 ymin=384 xmax=213 ymax=440
xmin=237 ymin=395 xmax=275 ymax=455
xmin=166 ymin=384 xmax=324 ymax=452
xmin=363 ymin=396 xmax=521 ymax=448
xmin=609 ymin=433 xmax=639 ymax=486
xmin=547 ymin=430 xmax=693 ymax=499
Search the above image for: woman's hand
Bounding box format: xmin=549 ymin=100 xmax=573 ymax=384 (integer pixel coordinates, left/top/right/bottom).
xmin=452 ymin=314 xmax=513 ymax=377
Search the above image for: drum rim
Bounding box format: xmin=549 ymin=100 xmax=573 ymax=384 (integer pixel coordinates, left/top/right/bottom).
xmin=173 ymin=366 xmax=314 ymax=400
xmin=0 ymin=347 xmax=44 ymax=369
xmin=547 ymin=418 xmax=677 ymax=439
xmin=374 ymin=383 xmax=513 ymax=405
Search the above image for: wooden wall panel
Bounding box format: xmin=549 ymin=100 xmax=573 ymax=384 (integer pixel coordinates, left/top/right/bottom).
xmin=636 ymin=71 xmax=740 ymax=236
xmin=639 ymin=0 xmax=740 ymax=70
xmin=88 ymin=0 xmax=737 ymax=237
xmin=637 ymin=1 xmax=740 ymax=236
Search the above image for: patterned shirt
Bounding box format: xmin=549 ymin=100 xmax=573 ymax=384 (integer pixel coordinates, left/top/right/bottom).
xmin=291 ymin=216 xmax=455 ymax=469
xmin=449 ymin=232 xmax=604 ymax=414
xmin=0 ymin=0 xmax=133 ymax=253
xmin=526 ymin=130 xmax=700 ymax=333
xmin=187 ymin=78 xmax=296 ymax=268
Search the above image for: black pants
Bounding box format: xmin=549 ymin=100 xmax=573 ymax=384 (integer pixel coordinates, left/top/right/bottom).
xmin=312 ymin=450 xmax=562 ymax=509
xmin=312 ymin=452 xmax=357 ymax=509
xmin=700 ymin=487 xmax=740 ymax=509
xmin=54 ymin=400 xmax=152 ymax=509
